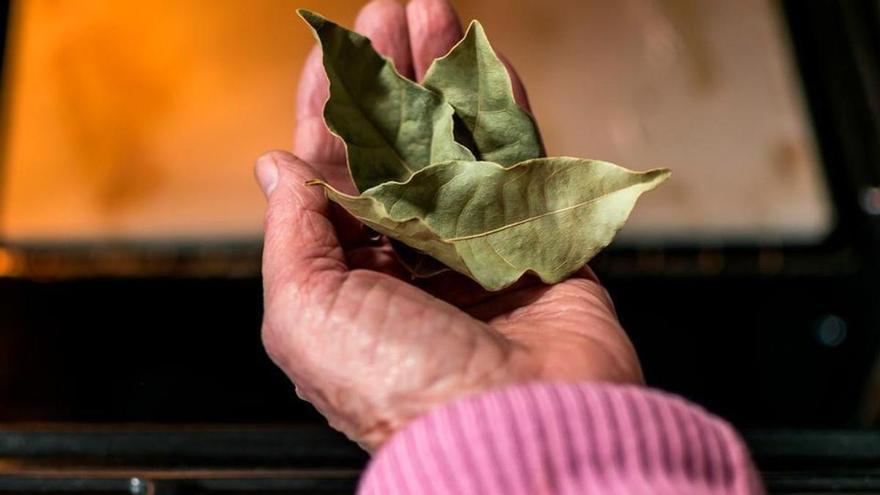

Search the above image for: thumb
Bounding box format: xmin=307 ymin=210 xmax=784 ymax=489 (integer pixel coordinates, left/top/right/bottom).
xmin=255 ymin=150 xmax=347 ymax=302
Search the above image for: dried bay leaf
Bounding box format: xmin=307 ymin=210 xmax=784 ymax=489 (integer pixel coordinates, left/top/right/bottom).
xmin=423 ymin=21 xmax=544 ymax=165
xmin=299 ymin=9 xmax=466 ymax=278
xmin=310 ymin=159 xmax=670 ymax=291
xmin=299 ymin=10 xmax=474 ymax=191
xmin=403 ymin=19 xmax=547 ymax=276
xmin=298 ymin=10 xmax=670 ymax=289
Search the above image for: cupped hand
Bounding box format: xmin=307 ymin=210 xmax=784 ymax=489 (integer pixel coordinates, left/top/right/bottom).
xmin=256 ymin=0 xmax=643 ymax=452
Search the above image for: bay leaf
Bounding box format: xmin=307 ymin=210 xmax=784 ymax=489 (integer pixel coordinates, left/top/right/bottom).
xmin=310 ymin=158 xmax=670 ymax=291
xmin=299 ymin=9 xmax=474 ymax=191
xmin=423 ymin=21 xmax=544 ymax=165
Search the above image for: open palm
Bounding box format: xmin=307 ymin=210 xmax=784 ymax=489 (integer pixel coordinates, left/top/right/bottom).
xmin=258 ymin=0 xmax=642 ymax=451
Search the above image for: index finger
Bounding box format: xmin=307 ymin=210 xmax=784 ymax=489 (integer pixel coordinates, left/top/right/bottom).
xmin=294 ymin=46 xmax=346 ymax=167
xmin=406 ymin=0 xmax=463 ymax=81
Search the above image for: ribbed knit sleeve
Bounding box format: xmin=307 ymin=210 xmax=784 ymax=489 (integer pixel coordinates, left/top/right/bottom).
xmin=357 ymin=383 xmax=764 ymax=494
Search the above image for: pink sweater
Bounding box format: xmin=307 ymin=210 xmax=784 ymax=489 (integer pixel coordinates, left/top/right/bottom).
xmin=358 ymin=383 xmax=764 ymax=494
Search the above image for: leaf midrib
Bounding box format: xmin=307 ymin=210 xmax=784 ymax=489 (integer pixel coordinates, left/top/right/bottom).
xmin=443 ymin=185 xmax=634 ymax=242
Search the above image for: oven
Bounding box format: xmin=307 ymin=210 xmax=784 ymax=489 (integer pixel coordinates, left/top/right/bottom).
xmin=1 ymin=1 xmax=880 ymax=493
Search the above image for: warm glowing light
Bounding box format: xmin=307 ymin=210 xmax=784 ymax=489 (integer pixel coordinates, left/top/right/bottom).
xmin=0 ymin=249 xmax=19 ymax=276
xmin=1 ymin=0 xmax=830 ymax=244
xmin=0 ymin=0 xmax=364 ymax=241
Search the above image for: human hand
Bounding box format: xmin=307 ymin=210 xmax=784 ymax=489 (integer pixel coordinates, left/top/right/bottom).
xmin=256 ymin=0 xmax=643 ymax=452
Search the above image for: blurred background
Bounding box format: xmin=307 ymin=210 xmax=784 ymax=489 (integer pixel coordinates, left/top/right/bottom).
xmin=0 ymin=0 xmax=879 ymax=493
xmin=0 ymin=0 xmax=830 ymax=243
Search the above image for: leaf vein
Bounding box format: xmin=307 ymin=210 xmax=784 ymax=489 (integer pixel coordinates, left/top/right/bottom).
xmin=444 ymin=186 xmax=631 ymax=242
xmin=329 ymin=62 xmax=414 ymax=176
xmin=486 ymin=237 xmax=519 ymax=271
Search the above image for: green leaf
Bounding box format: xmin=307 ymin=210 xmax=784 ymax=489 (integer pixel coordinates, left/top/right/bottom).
xmin=423 ymin=21 xmax=544 ymax=165
xmin=298 ymin=9 xmax=474 ymax=191
xmin=310 ymin=158 xmax=670 ymax=291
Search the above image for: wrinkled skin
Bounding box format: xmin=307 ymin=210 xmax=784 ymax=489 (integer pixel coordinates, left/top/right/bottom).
xmin=257 ymin=0 xmax=643 ymax=452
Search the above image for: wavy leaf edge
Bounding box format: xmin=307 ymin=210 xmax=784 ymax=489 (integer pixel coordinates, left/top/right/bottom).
xmin=307 ymin=159 xmax=670 ymax=290
xmin=423 ymin=20 xmax=545 ymax=163
xmin=297 ymin=9 xmax=475 ymax=189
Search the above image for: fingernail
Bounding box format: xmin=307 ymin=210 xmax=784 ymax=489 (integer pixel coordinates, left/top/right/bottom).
xmin=255 ymin=157 xmax=279 ymax=198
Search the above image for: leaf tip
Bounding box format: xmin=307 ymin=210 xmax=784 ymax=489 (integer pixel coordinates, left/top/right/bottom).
xmin=297 ymin=8 xmax=325 ymax=29
xmin=651 ymin=167 xmax=672 ymax=183
xmin=304 ymin=178 xmax=326 ymax=187
xmin=465 ymin=20 xmax=489 ymax=44
xmin=639 ymin=167 xmax=671 ymax=192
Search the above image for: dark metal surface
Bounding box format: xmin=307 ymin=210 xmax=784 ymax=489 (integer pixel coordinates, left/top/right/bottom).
xmin=0 ymin=427 xmax=365 ymax=494
xmin=782 ymin=0 xmax=880 ymax=424
xmin=747 ymin=430 xmax=880 ymax=493
xmin=0 ymin=427 xmax=366 ymax=468
xmin=0 ymin=476 xmax=359 ymax=494
xmin=0 ymin=428 xmax=879 ymax=493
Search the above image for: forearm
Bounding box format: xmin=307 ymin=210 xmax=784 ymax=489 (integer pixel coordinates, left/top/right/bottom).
xmin=358 ymin=382 xmax=764 ymax=495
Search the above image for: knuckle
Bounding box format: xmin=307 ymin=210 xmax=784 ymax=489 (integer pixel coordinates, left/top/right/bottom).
xmin=259 ymin=149 xmax=296 ymax=165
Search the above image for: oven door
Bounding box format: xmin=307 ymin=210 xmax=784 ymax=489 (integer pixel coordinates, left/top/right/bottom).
xmin=2 ymin=0 xmax=880 ymax=494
